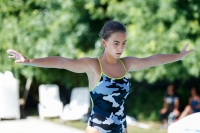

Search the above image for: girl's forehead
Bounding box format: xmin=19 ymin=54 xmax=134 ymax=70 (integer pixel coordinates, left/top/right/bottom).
xmin=109 ymin=32 xmax=127 ymax=40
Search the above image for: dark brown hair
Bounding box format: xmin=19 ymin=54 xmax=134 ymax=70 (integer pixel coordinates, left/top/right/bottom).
xmin=99 ymin=20 xmax=126 ymax=40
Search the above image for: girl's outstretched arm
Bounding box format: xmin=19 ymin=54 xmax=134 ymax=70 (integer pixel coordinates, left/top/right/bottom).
xmin=123 ymin=44 xmax=194 ymax=71
xmin=7 ymin=49 xmax=91 ymax=73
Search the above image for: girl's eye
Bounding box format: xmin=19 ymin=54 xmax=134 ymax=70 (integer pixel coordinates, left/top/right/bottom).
xmin=114 ymin=43 xmax=119 ymax=45
xmin=123 ymin=43 xmax=126 ymax=45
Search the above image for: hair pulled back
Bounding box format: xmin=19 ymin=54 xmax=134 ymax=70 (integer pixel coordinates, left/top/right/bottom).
xmin=99 ymin=20 xmax=126 ymax=40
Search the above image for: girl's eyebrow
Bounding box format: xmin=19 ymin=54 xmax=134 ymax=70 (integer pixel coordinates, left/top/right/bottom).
xmin=113 ymin=40 xmax=127 ymax=43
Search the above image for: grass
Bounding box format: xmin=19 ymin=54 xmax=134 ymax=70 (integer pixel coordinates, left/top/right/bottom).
xmin=45 ymin=117 xmax=167 ymax=133
xmin=127 ymin=121 xmax=167 ymax=133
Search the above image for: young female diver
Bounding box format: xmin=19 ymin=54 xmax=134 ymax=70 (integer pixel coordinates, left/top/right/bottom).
xmin=7 ymin=21 xmax=194 ymax=133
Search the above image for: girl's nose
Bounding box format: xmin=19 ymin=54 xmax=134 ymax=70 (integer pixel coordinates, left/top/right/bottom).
xmin=118 ymin=44 xmax=124 ymax=51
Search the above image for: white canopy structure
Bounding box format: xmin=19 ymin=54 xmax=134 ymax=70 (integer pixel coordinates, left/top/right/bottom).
xmin=168 ymin=112 xmax=200 ymax=133
xmin=0 ymin=71 xmax=20 ymax=120
xmin=38 ymin=84 xmax=63 ymax=120
xmin=60 ymin=87 xmax=90 ymax=122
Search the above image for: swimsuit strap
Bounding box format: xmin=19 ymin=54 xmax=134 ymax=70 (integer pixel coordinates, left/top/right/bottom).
xmin=98 ymin=57 xmax=127 ymax=74
xmin=97 ymin=57 xmax=103 ymax=73
xmin=119 ymin=59 xmax=127 ymax=73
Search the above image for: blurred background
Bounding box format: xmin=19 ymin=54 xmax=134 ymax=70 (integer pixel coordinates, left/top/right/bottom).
xmin=0 ymin=0 xmax=200 ymax=133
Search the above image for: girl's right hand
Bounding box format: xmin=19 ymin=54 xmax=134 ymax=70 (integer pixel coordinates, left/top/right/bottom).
xmin=7 ymin=49 xmax=30 ymax=64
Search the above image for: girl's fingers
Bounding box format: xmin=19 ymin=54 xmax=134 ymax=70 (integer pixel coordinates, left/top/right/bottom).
xmin=182 ymin=44 xmax=189 ymax=51
xmin=185 ymin=49 xmax=194 ymax=53
xmin=7 ymin=51 xmax=15 ymax=56
xmin=181 ymin=43 xmax=194 ymax=54
xmin=15 ymin=60 xmax=23 ymax=63
xmin=185 ymin=43 xmax=189 ymax=48
xmin=7 ymin=49 xmax=19 ymax=56
xmin=7 ymin=49 xmax=14 ymax=54
xmin=7 ymin=49 xmax=17 ymax=53
xmin=8 ymin=56 xmax=16 ymax=59
xmin=188 ymin=49 xmax=194 ymax=53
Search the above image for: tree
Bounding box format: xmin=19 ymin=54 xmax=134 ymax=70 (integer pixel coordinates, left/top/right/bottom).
xmin=1 ymin=0 xmax=199 ymax=120
xmin=0 ymin=0 xmax=99 ymax=87
xmin=84 ymin=0 xmax=200 ymax=83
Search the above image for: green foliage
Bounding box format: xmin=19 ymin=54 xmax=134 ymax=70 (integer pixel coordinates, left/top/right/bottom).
xmin=1 ymin=0 xmax=199 ymax=84
xmin=0 ymin=0 xmax=200 ymax=121
xmin=126 ymin=78 xmax=200 ymax=121
xmin=126 ymin=80 xmax=164 ymax=121
xmin=79 ymin=0 xmax=200 ymax=83
xmin=0 ymin=0 xmax=93 ymax=86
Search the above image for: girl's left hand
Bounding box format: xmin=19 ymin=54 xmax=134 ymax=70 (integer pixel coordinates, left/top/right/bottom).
xmin=180 ymin=44 xmax=194 ymax=60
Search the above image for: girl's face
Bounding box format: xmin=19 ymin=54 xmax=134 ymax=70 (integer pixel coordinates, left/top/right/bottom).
xmin=102 ymin=32 xmax=126 ymax=59
xmin=167 ymin=85 xmax=174 ymax=96
xmin=191 ymin=88 xmax=197 ymax=96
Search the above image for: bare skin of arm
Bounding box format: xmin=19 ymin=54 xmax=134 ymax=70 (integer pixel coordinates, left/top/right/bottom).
xmin=160 ymin=100 xmax=168 ymax=114
xmin=122 ymin=44 xmax=194 ymax=72
xmin=7 ymin=49 xmax=102 ymax=91
xmin=7 ymin=43 xmax=193 ymax=74
xmin=173 ymin=98 xmax=180 ymax=116
xmin=7 ymin=43 xmax=193 ymax=133
xmin=7 ymin=49 xmax=93 ymax=73
xmin=164 ymin=100 xmax=168 ymax=109
xmin=197 ymin=96 xmax=200 ymax=109
xmin=174 ymin=98 xmax=180 ymax=110
xmin=7 ymin=43 xmax=193 ymax=91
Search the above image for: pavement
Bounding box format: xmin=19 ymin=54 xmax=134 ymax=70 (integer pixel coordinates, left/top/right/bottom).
xmin=0 ymin=117 xmax=85 ymax=133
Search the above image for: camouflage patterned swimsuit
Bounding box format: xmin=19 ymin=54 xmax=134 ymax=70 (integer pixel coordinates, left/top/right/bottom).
xmin=87 ymin=58 xmax=131 ymax=133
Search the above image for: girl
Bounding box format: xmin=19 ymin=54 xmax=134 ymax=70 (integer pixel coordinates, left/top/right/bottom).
xmin=160 ymin=85 xmax=180 ymax=128
xmin=7 ymin=20 xmax=193 ymax=133
xmin=178 ymin=87 xmax=200 ymax=119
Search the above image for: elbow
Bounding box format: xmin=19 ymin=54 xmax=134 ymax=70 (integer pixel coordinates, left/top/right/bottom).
xmin=151 ymin=54 xmax=163 ymax=66
xmin=57 ymin=57 xmax=65 ymax=69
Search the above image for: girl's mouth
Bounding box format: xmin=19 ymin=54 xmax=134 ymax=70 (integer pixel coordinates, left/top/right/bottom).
xmin=116 ymin=53 xmax=122 ymax=56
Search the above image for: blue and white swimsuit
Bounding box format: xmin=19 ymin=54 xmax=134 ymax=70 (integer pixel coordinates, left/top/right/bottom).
xmin=191 ymin=99 xmax=200 ymax=113
xmin=87 ymin=58 xmax=131 ymax=133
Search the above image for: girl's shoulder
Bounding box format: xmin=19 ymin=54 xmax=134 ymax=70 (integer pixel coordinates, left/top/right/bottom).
xmin=120 ymin=56 xmax=139 ymax=63
xmin=119 ymin=57 xmax=137 ymax=72
xmin=83 ymin=57 xmax=101 ymax=74
xmin=84 ymin=57 xmax=98 ymax=62
xmin=82 ymin=57 xmax=100 ymax=67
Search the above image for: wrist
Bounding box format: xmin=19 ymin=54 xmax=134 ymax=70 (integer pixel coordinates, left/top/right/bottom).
xmin=178 ymin=52 xmax=185 ymax=60
xmin=23 ymin=58 xmax=32 ymax=65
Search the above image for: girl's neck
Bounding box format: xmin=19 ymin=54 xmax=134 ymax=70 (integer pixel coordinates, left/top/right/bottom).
xmin=100 ymin=53 xmax=118 ymax=65
xmin=192 ymin=94 xmax=198 ymax=98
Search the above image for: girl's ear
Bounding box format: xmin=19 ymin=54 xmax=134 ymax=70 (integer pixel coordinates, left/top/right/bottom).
xmin=101 ymin=39 xmax=106 ymax=48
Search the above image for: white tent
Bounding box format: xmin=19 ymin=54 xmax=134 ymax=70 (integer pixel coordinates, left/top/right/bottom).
xmin=38 ymin=84 xmax=63 ymax=120
xmin=168 ymin=112 xmax=200 ymax=133
xmin=60 ymin=87 xmax=90 ymax=121
xmin=0 ymin=71 xmax=20 ymax=120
